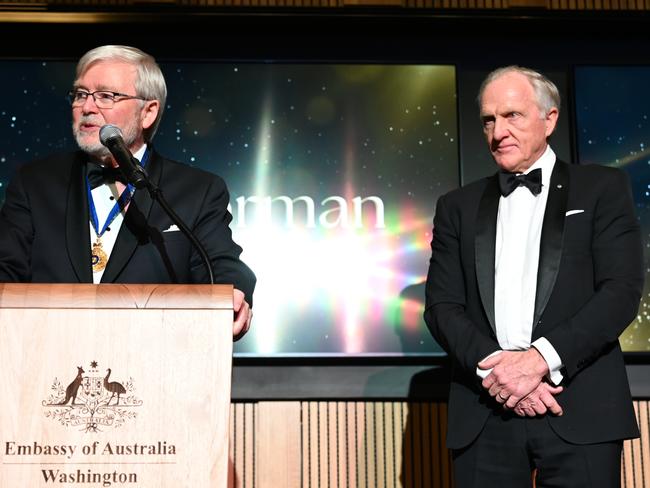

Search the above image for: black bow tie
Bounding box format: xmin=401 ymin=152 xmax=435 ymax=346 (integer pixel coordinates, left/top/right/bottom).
xmin=498 ymin=168 xmax=542 ymax=197
xmin=87 ymin=164 xmax=127 ymax=189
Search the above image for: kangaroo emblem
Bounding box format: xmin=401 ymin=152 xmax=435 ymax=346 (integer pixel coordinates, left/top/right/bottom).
xmin=57 ymin=366 xmax=84 ymax=405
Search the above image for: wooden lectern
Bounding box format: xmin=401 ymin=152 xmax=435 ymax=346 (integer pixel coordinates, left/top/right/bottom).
xmin=0 ymin=283 xmax=233 ymax=487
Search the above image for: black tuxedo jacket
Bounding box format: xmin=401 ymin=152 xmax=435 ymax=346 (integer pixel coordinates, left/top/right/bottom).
xmin=424 ymin=160 xmax=643 ymax=449
xmin=0 ymin=150 xmax=255 ymax=304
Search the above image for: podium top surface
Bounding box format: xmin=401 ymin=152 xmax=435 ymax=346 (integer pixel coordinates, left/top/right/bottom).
xmin=0 ymin=283 xmax=233 ymax=309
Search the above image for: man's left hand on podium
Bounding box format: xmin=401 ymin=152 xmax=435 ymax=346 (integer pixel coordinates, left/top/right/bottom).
xmin=233 ymin=288 xmax=252 ymax=341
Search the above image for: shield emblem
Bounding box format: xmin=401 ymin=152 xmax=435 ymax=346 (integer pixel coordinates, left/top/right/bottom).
xmin=82 ymin=375 xmax=103 ymax=398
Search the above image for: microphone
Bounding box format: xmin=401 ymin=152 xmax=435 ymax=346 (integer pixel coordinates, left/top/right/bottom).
xmin=99 ymin=124 xmax=149 ymax=189
xmin=98 ymin=124 xmax=215 ymax=284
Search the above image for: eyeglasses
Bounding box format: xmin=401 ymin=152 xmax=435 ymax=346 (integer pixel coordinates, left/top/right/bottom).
xmin=67 ymin=89 xmax=146 ymax=109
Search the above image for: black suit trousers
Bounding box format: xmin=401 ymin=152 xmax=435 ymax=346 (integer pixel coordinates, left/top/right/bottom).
xmin=452 ymin=410 xmax=623 ymax=488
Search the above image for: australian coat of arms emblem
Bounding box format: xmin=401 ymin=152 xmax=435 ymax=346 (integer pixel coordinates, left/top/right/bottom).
xmin=43 ymin=361 xmax=142 ymax=433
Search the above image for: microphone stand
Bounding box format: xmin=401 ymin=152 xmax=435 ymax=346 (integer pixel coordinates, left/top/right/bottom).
xmin=125 ymin=160 xmax=215 ymax=285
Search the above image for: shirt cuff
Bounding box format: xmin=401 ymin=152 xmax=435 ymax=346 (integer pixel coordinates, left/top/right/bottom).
xmin=476 ymin=350 xmax=502 ymax=380
xmin=532 ymin=337 xmax=564 ymax=385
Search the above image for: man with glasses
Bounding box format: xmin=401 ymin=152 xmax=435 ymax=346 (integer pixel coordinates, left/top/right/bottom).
xmin=0 ymin=45 xmax=255 ymax=339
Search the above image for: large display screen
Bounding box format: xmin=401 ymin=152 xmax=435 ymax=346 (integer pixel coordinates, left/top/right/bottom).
xmin=574 ymin=65 xmax=650 ymax=352
xmin=0 ymin=61 xmax=459 ymax=356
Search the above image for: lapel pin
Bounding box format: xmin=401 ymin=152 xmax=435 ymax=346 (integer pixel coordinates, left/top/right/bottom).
xmin=556 ymin=184 xmax=563 ymax=189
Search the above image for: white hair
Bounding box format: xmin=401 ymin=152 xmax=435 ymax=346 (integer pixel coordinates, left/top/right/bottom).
xmin=76 ymin=45 xmax=167 ymax=141
xmin=477 ymin=65 xmax=561 ymax=118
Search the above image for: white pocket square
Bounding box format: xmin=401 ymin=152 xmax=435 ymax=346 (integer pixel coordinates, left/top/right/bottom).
xmin=565 ymin=209 xmax=585 ymax=217
xmin=163 ymin=224 xmax=180 ymax=232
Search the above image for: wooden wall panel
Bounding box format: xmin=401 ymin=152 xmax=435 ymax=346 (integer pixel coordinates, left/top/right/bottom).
xmin=319 ymin=401 xmax=331 ymax=487
xmin=622 ymin=401 xmax=649 ymax=488
xmin=256 ymin=401 xmax=301 ymax=488
xmin=230 ymin=402 xmax=256 ymax=488
xmin=308 ymin=402 xmax=319 ymax=487
xmin=336 ymin=402 xmax=347 ymax=487
xmin=2 ymin=0 xmax=650 ymax=9
xmin=230 ymin=400 xmax=649 ymax=488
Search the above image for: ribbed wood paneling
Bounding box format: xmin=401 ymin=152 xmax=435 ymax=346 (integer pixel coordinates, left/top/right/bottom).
xmin=230 ymin=402 xmax=256 ymax=488
xmin=2 ymin=0 xmax=650 ymax=10
xmin=623 ymin=400 xmax=650 ymax=488
xmin=230 ymin=400 xmax=650 ymax=488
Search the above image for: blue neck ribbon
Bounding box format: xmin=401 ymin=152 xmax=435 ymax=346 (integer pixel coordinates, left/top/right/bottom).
xmin=86 ymin=148 xmax=150 ymax=239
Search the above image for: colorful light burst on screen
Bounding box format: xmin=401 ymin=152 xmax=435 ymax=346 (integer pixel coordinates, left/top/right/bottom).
xmin=0 ymin=61 xmax=458 ymax=356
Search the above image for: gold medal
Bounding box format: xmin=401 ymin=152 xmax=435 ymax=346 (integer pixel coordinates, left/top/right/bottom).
xmin=91 ymin=239 xmax=108 ymax=273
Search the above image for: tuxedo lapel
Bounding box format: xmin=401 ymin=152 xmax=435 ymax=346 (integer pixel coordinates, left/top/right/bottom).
xmin=533 ymin=160 xmax=569 ymax=328
xmin=65 ymin=153 xmax=93 ymax=283
xmin=100 ymin=150 xmax=161 ymax=283
xmin=475 ymin=175 xmax=501 ymax=334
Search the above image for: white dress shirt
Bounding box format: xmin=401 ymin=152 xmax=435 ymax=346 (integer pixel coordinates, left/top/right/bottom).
xmin=478 ymin=145 xmax=564 ymax=385
xmin=89 ymin=144 xmax=147 ymax=284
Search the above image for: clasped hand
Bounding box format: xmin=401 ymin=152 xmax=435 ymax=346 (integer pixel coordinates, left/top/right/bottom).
xmin=478 ymin=349 xmax=563 ymax=417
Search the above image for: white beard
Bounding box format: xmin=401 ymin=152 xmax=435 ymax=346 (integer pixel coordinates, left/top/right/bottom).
xmin=73 ymin=116 xmax=141 ymax=162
